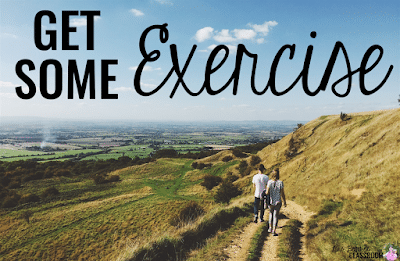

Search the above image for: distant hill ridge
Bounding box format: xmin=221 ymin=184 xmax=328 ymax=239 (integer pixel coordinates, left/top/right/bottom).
xmin=254 ymin=107 xmax=399 ymax=207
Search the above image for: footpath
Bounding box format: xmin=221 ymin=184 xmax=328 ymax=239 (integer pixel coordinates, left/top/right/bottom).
xmin=223 ymin=200 xmax=313 ymax=261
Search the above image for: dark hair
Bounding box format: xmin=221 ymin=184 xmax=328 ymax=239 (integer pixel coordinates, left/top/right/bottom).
xmin=270 ymin=168 xmax=280 ymax=180
xmin=258 ymin=164 xmax=266 ymax=172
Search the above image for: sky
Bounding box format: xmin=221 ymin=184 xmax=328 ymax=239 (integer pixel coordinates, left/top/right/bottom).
xmin=0 ymin=0 xmax=399 ymax=122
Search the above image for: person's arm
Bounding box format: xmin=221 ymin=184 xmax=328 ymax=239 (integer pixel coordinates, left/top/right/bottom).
xmin=265 ymin=186 xmax=270 ymax=196
xmin=281 ymin=187 xmax=287 ymax=207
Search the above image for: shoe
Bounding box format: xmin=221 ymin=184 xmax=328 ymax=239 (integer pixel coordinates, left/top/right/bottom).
xmin=260 ymin=219 xmax=265 ymax=222
xmin=253 ymin=217 xmax=258 ymax=223
xmin=273 ymin=231 xmax=278 ymax=236
xmin=268 ymin=228 xmax=272 ymax=233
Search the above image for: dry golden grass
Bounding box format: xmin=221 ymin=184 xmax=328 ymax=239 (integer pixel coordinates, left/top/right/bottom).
xmin=256 ymin=108 xmax=400 ymax=209
xmin=196 ymin=150 xmax=235 ymax=164
xmin=250 ymin=108 xmax=400 ymax=260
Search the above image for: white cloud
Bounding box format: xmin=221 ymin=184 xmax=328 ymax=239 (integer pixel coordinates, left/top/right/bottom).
xmin=207 ymin=44 xmax=237 ymax=54
xmin=248 ymin=21 xmax=278 ymax=36
xmin=155 ymin=0 xmax=173 ymax=5
xmin=0 ymin=81 xmax=17 ymax=88
xmin=141 ymin=82 xmax=158 ymax=89
xmin=70 ymin=16 xmax=101 ymax=27
xmin=129 ymin=66 xmax=161 ymax=72
xmin=213 ymin=29 xmax=236 ymax=43
xmin=208 ymin=44 xmax=237 ymax=54
xmin=194 ymin=27 xmax=214 ymax=42
xmin=232 ymin=29 xmax=257 ymax=40
xmin=113 ymin=87 xmax=133 ymax=92
xmin=70 ymin=18 xmax=87 ymax=27
xmin=130 ymin=9 xmax=144 ymax=17
xmin=233 ymin=104 xmax=251 ymax=108
xmin=0 ymin=81 xmax=29 ymax=97
xmin=256 ymin=38 xmax=265 ymax=44
xmin=115 ymin=83 xmax=157 ymax=91
xmin=1 ymin=33 xmax=17 ymax=39
xmin=225 ymin=44 xmax=237 ymax=53
xmin=195 ymin=21 xmax=277 ymax=45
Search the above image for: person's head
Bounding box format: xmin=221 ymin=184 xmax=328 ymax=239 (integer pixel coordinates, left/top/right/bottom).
xmin=258 ymin=164 xmax=266 ymax=173
xmin=270 ymin=168 xmax=280 ymax=180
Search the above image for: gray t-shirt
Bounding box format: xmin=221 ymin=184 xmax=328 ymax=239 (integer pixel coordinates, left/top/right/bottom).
xmin=267 ymin=180 xmax=284 ymax=205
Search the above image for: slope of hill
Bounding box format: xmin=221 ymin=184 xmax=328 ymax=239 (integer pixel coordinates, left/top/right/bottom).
xmin=121 ymin=108 xmax=399 ymax=260
xmin=2 ymin=108 xmax=398 ymax=261
xmin=252 ymin=108 xmax=400 ymax=260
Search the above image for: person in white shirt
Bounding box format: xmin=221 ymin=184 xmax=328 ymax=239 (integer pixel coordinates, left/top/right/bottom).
xmin=252 ymin=164 xmax=269 ymax=223
xmin=265 ymin=168 xmax=286 ymax=235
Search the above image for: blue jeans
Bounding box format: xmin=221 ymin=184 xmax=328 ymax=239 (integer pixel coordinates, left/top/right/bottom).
xmin=254 ymin=197 xmax=265 ymax=220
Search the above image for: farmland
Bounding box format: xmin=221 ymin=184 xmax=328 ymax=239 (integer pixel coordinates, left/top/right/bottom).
xmin=0 ymin=119 xmax=299 ymax=162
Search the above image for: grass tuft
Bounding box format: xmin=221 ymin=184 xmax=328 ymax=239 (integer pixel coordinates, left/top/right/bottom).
xmin=277 ymin=219 xmax=302 ymax=261
xmin=246 ymin=223 xmax=269 ymax=261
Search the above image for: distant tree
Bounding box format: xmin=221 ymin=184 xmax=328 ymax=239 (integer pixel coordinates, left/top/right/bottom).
xmin=225 ymin=172 xmax=239 ymax=183
xmin=231 ymin=149 xmax=247 ymax=158
xmin=249 ymin=155 xmax=261 ymax=166
xmin=222 ymin=155 xmax=233 ymax=162
xmin=20 ymin=193 xmax=40 ymax=204
xmin=7 ymin=180 xmax=21 ymax=189
xmin=152 ymin=149 xmax=178 ymax=159
xmin=214 ymin=180 xmax=241 ymax=204
xmin=191 ymin=161 xmax=198 ymax=169
xmin=21 ymin=210 xmax=34 ymax=224
xmin=284 ymin=135 xmax=299 ymax=160
xmin=1 ymin=192 xmax=21 ymax=208
xmin=41 ymin=187 xmax=59 ymax=199
xmin=238 ymin=160 xmax=251 ymax=176
xmin=170 ymin=201 xmax=205 ymax=226
xmin=294 ymin=123 xmax=304 ymax=132
xmin=201 ymin=174 xmax=222 ymax=190
xmin=54 ymin=169 xmax=71 ymax=177
xmin=340 ymin=112 xmax=350 ymax=121
xmin=106 ymin=174 xmax=120 ymax=183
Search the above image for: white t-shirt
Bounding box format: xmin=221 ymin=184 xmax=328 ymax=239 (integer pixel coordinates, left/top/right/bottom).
xmin=252 ymin=173 xmax=269 ymax=198
xmin=267 ymin=180 xmax=284 ymax=205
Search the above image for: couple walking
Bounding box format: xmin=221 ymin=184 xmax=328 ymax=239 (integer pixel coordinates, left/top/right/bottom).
xmin=252 ymin=164 xmax=286 ymax=236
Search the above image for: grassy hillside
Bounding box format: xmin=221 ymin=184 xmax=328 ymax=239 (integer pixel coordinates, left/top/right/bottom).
xmin=253 ymin=108 xmax=400 ymax=260
xmin=1 ymin=108 xmax=398 ymax=261
xmin=0 ymin=157 xmax=239 ymax=261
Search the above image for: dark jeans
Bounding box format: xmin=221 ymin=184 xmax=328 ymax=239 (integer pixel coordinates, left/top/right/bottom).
xmin=254 ymin=197 xmax=265 ymax=220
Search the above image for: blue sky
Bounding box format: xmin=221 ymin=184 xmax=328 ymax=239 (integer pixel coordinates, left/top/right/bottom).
xmin=0 ymin=0 xmax=399 ymax=122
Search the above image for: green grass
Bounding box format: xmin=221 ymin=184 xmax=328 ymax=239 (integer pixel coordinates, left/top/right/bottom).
xmin=187 ymin=215 xmax=253 ymax=261
xmin=0 ymin=149 xmax=103 ymax=162
xmin=247 ymin=222 xmax=269 ymax=261
xmin=0 ymin=158 xmax=218 ymax=261
xmin=126 ymin=204 xmax=252 ymax=261
xmin=277 ymin=219 xmax=302 ymax=261
xmin=201 ymin=160 xmax=239 ymax=177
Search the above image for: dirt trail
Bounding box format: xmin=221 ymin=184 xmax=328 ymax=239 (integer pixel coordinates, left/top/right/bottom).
xmin=224 ymin=200 xmax=314 ymax=261
xmin=224 ymin=221 xmax=260 ymax=260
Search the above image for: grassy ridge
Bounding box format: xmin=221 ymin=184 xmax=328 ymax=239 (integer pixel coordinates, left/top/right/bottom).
xmin=125 ymin=204 xmax=252 ymax=261
xmin=255 ymin=108 xmax=400 ymax=260
xmin=1 ymin=158 xmax=239 ymax=261
xmin=277 ymin=219 xmax=302 ymax=261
